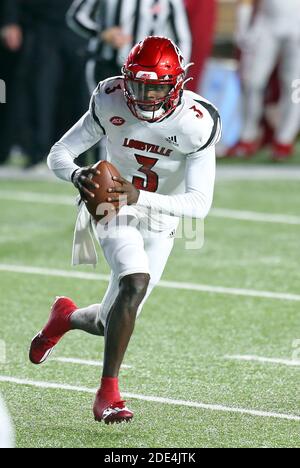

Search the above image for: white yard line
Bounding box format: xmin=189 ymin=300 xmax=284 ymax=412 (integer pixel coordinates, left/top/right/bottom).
xmin=225 ymin=355 xmax=300 ymax=367
xmin=215 ymin=165 xmax=300 ymax=181
xmin=210 ymin=208 xmax=300 ymax=226
xmin=0 ymin=264 xmax=111 ymax=282
xmin=1 ymin=263 xmax=300 ymax=302
xmin=52 ymin=357 xmax=132 ymax=369
xmin=0 ymin=190 xmax=74 ymax=206
xmin=1 ymin=190 xmax=300 ymax=225
xmin=2 ymin=164 xmax=300 ymax=181
xmin=0 ymin=375 xmax=299 ymax=422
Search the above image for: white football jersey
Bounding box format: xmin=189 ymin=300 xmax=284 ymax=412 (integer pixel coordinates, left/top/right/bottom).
xmin=48 ymin=77 xmax=221 ymax=230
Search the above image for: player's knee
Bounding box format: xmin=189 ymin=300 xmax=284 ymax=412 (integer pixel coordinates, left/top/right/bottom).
xmin=95 ymin=316 xmax=105 ymax=336
xmin=243 ymin=77 xmax=266 ymax=93
xmin=119 ymin=273 xmax=150 ymax=306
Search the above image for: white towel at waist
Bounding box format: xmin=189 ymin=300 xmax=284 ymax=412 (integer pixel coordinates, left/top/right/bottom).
xmin=72 ymin=201 xmax=98 ymax=266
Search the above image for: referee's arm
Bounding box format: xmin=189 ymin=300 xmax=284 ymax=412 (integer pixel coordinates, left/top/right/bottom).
xmin=66 ymin=0 xmax=100 ymax=39
xmin=169 ymin=0 xmax=192 ymax=62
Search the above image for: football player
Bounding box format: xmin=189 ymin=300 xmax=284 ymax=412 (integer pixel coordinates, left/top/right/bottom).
xmin=228 ymin=0 xmax=300 ymax=161
xmin=29 ymin=36 xmax=221 ymax=424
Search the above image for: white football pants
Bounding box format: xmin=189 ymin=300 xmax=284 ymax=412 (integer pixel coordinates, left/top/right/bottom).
xmin=92 ymin=207 xmax=177 ymax=327
xmin=241 ymin=18 xmax=300 ymax=143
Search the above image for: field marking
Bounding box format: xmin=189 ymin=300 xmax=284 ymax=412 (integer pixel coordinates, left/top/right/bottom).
xmin=215 ymin=165 xmax=300 ymax=181
xmin=225 ymin=355 xmax=300 ymax=367
xmin=1 ymin=263 xmax=300 ymax=303
xmin=1 ymin=190 xmax=300 ymax=225
xmin=0 ymin=190 xmax=74 ymax=206
xmin=2 ymin=164 xmax=300 ymax=182
xmin=53 ymin=357 xmax=132 ymax=369
xmin=210 ymin=208 xmax=300 ymax=226
xmin=0 ymin=375 xmax=299 ymax=422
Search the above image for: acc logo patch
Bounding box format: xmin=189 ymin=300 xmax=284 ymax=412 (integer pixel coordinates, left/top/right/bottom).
xmin=110 ymin=116 xmax=126 ymax=126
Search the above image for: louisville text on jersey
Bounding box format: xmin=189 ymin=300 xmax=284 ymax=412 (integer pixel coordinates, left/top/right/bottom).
xmin=123 ymin=138 xmax=173 ymax=157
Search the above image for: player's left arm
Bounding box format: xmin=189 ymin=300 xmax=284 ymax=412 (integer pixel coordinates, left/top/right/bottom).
xmin=135 ymin=146 xmax=216 ymax=219
xmin=133 ymin=102 xmax=221 ymax=218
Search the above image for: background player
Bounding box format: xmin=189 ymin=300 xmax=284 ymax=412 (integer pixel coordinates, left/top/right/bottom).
xmin=229 ymin=0 xmax=300 ymax=161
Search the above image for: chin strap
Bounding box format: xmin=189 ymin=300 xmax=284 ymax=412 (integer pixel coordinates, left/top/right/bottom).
xmin=137 ymin=105 xmax=165 ymax=121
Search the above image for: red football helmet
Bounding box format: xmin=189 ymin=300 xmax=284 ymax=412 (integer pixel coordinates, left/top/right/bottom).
xmin=122 ymin=36 xmax=190 ymax=122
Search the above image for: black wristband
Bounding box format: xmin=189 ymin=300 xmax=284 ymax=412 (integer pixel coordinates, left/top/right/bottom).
xmin=71 ymin=169 xmax=79 ymax=183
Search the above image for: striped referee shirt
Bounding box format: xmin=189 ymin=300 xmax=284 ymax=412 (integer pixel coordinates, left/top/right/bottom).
xmin=67 ymin=0 xmax=192 ymax=66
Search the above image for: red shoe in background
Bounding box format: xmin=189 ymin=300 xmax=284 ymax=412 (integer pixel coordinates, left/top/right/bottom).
xmin=271 ymin=142 xmax=294 ymax=162
xmin=226 ymin=140 xmax=260 ymax=159
xmin=29 ymin=297 xmax=77 ymax=364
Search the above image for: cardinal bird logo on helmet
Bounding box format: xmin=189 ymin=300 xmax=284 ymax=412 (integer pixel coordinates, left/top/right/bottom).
xmin=122 ymin=36 xmax=193 ymax=123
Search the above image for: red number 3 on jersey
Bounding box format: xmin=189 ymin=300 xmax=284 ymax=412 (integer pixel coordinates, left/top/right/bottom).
xmin=190 ymin=105 xmax=203 ymax=119
xmin=132 ymin=155 xmax=159 ymax=192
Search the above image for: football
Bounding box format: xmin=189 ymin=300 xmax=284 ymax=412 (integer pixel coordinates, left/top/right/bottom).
xmin=85 ymin=160 xmax=122 ymax=222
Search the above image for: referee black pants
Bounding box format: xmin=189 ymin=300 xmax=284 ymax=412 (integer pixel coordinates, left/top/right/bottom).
xmin=29 ymin=24 xmax=89 ymax=165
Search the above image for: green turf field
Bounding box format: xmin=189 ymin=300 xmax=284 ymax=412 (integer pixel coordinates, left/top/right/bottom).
xmin=0 ymin=174 xmax=299 ymax=448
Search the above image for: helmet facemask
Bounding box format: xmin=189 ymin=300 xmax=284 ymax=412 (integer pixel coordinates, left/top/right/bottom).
xmin=123 ymin=71 xmax=184 ymax=122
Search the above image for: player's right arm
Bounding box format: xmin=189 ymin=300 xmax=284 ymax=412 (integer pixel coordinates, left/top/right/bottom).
xmin=235 ymin=0 xmax=255 ymax=47
xmin=47 ymin=88 xmax=105 ymax=189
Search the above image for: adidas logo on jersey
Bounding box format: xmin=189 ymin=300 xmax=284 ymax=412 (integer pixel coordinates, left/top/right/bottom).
xmin=166 ymin=136 xmax=179 ymax=147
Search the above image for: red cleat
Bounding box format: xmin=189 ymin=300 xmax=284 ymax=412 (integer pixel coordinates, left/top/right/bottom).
xmin=29 ymin=297 xmax=77 ymax=365
xmin=271 ymin=142 xmax=294 ymax=162
xmin=226 ymin=140 xmax=260 ymax=159
xmin=93 ymin=391 xmax=133 ymax=425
